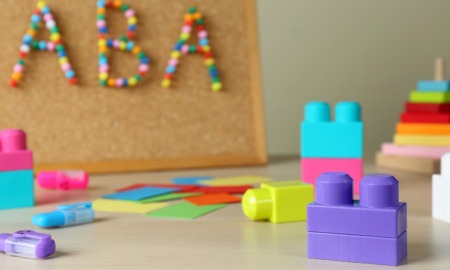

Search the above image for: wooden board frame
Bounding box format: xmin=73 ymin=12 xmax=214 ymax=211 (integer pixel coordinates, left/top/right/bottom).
xmin=0 ymin=0 xmax=267 ymax=174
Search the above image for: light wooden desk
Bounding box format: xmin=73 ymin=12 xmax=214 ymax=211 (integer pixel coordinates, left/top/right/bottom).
xmin=0 ymin=157 xmax=447 ymax=269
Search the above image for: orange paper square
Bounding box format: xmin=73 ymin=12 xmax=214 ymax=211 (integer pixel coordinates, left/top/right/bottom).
xmin=185 ymin=193 xmax=241 ymax=206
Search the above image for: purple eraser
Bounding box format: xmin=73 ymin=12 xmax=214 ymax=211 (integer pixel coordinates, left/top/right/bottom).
xmin=1 ymin=230 xmax=55 ymax=259
xmin=0 ymin=233 xmax=12 ymax=252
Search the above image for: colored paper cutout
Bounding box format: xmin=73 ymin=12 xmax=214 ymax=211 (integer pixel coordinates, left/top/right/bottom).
xmin=92 ymin=199 xmax=168 ymax=214
xmin=138 ymin=192 xmax=201 ymax=204
xmin=116 ymin=183 xmax=198 ymax=193
xmin=171 ymin=176 xmax=214 ymax=185
xmin=103 ymin=186 xmax=178 ymax=201
xmin=10 ymin=0 xmax=77 ymax=87
xmin=199 ymin=176 xmax=273 ymax=186
xmin=97 ymin=0 xmax=150 ymax=88
xmin=161 ymin=7 xmax=222 ymax=91
xmin=187 ymin=185 xmax=253 ymax=194
xmin=146 ymin=202 xmax=225 ymax=220
xmin=185 ymin=193 xmax=241 ymax=206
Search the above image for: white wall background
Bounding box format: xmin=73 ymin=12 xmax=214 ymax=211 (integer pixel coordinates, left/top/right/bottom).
xmin=258 ymin=0 xmax=450 ymax=159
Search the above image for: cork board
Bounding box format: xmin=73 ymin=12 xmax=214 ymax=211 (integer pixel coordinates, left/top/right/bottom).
xmin=0 ymin=0 xmax=266 ymax=173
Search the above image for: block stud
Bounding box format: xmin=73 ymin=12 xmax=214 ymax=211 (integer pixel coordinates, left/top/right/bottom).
xmin=335 ymin=101 xmax=361 ymax=122
xmin=304 ymin=102 xmax=330 ymax=122
xmin=315 ymin=172 xmax=353 ymax=205
xmin=242 ymin=189 xmax=272 ymax=220
xmin=0 ymin=129 xmax=27 ymax=152
xmin=360 ymin=174 xmax=399 ymax=208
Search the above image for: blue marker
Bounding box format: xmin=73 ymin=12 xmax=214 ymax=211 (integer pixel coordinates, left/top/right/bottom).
xmin=32 ymin=202 xmax=95 ymax=228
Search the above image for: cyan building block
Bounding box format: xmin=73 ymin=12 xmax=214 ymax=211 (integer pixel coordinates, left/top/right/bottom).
xmin=417 ymin=80 xmax=450 ymax=92
xmin=0 ymin=170 xmax=34 ymax=210
xmin=301 ymin=101 xmax=363 ymax=158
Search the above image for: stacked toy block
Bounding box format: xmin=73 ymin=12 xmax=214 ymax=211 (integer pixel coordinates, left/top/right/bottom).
xmin=0 ymin=129 xmax=34 ymax=210
xmin=432 ymin=153 xmax=450 ymax=223
xmin=300 ymin=101 xmax=363 ymax=193
xmin=378 ymin=58 xmax=450 ymax=173
xmin=307 ymin=172 xmax=407 ymax=266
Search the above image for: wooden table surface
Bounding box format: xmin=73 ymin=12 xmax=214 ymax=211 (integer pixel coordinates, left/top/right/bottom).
xmin=0 ymin=156 xmax=448 ymax=269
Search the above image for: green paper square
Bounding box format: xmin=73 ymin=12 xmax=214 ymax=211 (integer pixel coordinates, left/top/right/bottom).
xmin=145 ymin=202 xmax=225 ymax=220
xmin=138 ymin=192 xmax=201 ymax=203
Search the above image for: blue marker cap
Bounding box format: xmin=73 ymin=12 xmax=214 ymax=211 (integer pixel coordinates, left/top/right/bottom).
xmin=32 ymin=211 xmax=65 ymax=228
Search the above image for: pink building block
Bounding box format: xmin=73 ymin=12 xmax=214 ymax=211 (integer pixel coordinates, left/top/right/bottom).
xmin=381 ymin=142 xmax=450 ymax=159
xmin=301 ymin=158 xmax=363 ymax=194
xmin=0 ymin=129 xmax=33 ymax=172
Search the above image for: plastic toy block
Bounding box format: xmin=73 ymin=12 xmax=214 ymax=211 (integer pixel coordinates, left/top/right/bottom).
xmin=307 ymin=172 xmax=407 ymax=266
xmin=0 ymin=129 xmax=33 ymax=172
xmin=394 ymin=134 xmax=450 ymax=147
xmin=301 ymin=101 xmax=363 ymax=158
xmin=242 ymin=180 xmax=314 ymax=223
xmin=382 ymin=142 xmax=450 ymax=159
xmin=417 ymin=80 xmax=450 ymax=91
xmin=396 ymin=123 xmax=450 ymax=135
xmin=0 ymin=170 xmax=34 ymax=210
xmin=432 ymin=153 xmax=450 ymax=223
xmin=400 ymin=112 xmax=450 ymax=123
xmin=307 ymin=173 xmax=406 ymax=238
xmin=376 ymin=152 xmax=440 ymax=174
xmin=405 ymin=102 xmax=450 ymax=113
xmin=301 ymin=158 xmax=363 ymax=194
xmin=409 ymin=91 xmax=450 ymax=103
xmin=307 ymin=231 xmax=407 ymax=266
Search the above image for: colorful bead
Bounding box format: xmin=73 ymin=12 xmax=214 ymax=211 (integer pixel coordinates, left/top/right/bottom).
xmin=211 ymin=82 xmax=222 ymax=91
xmin=128 ymin=77 xmax=137 ymax=86
xmin=161 ymin=7 xmax=222 ymax=91
xmin=9 ymin=1 xmax=77 ymax=87
xmin=161 ymin=79 xmax=171 ymax=88
xmin=96 ymin=1 xmax=149 ymax=88
xmin=61 ymin=63 xmax=72 ymax=72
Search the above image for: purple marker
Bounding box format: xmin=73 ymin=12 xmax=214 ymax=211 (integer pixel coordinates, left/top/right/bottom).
xmin=0 ymin=230 xmax=55 ymax=259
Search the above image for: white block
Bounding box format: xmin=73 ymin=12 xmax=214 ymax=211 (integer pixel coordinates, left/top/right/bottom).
xmin=432 ymin=174 xmax=450 ymax=223
xmin=441 ymin=153 xmax=450 ymax=177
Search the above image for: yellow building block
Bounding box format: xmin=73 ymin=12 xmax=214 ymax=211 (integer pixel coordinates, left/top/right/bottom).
xmin=242 ymin=180 xmax=314 ymax=223
xmin=394 ymin=134 xmax=450 ymax=147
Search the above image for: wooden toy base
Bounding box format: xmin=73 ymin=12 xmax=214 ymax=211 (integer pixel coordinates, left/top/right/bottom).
xmin=376 ymin=152 xmax=440 ymax=174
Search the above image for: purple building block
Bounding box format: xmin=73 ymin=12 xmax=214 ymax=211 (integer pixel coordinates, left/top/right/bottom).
xmin=308 ymin=173 xmax=407 ymax=238
xmin=307 ymin=172 xmax=407 ymax=266
xmin=308 ymin=231 xmax=407 ymax=266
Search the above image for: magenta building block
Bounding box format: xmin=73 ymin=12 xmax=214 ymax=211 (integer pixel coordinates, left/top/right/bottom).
xmin=301 ymin=158 xmax=363 ymax=194
xmin=308 ymin=173 xmax=407 ymax=237
xmin=0 ymin=129 xmax=33 ymax=172
xmin=308 ymin=231 xmax=407 ymax=266
xmin=0 ymin=152 xmax=33 ymax=172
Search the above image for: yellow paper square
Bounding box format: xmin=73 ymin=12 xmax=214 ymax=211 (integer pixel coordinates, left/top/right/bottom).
xmin=92 ymin=199 xmax=168 ymax=214
xmin=199 ymin=175 xmax=273 ymax=186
